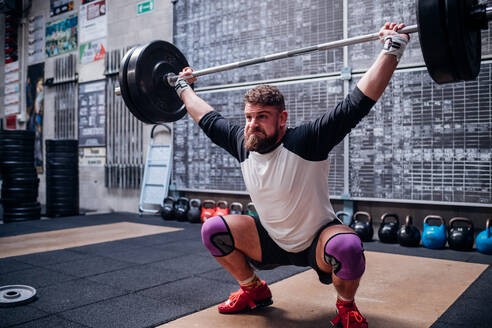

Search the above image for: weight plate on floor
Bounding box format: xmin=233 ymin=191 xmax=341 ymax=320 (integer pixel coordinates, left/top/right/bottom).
xmin=127 ymin=40 xmax=190 ymax=123
xmin=46 ymin=209 xmax=78 ymax=217
xmin=3 ymin=209 xmax=41 ymax=217
xmin=0 ymin=285 xmax=36 ymax=307
xmin=417 ymin=0 xmax=458 ymax=83
xmin=444 ymin=0 xmax=481 ymax=81
xmin=3 ymin=202 xmax=41 ymax=211
xmin=3 ymin=216 xmax=41 ymax=223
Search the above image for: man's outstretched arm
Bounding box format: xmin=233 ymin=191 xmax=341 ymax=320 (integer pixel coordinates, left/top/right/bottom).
xmin=173 ymin=68 xmax=214 ymax=124
xmin=357 ymin=22 xmax=410 ymax=101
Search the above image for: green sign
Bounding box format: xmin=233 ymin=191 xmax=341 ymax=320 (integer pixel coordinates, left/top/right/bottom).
xmin=137 ymin=0 xmax=154 ymax=15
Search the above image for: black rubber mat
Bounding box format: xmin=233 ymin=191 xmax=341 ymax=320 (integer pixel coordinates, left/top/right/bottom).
xmin=0 ymin=212 xmax=490 ymax=328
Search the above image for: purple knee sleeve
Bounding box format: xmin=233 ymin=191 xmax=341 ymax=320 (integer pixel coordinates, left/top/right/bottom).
xmin=324 ymin=233 xmax=365 ymax=280
xmin=201 ymin=216 xmax=235 ymax=257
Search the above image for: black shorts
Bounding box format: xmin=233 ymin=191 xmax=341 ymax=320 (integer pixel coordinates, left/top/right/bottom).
xmin=248 ymin=216 xmax=342 ymax=285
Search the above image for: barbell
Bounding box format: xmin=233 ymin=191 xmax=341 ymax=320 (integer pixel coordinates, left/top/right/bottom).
xmin=116 ymin=0 xmax=491 ymax=124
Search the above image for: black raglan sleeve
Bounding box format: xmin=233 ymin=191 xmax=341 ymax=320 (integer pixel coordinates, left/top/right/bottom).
xmin=198 ymin=111 xmax=248 ymax=162
xmin=284 ymin=86 xmax=376 ymax=161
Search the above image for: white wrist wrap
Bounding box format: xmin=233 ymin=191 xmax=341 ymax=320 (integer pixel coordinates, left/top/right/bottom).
xmin=381 ymin=35 xmax=408 ymax=62
xmin=174 ymin=78 xmax=190 ymax=98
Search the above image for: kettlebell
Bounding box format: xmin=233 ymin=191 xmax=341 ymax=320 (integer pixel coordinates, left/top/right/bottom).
xmin=350 ymin=211 xmax=373 ymax=242
xmin=476 ymin=218 xmax=492 ymax=255
xmin=245 ymin=202 xmax=258 ymax=217
xmin=214 ymin=200 xmax=230 ymax=216
xmin=378 ymin=213 xmax=399 ymax=244
xmin=200 ymin=199 xmax=216 ymax=223
xmin=335 ymin=211 xmax=352 ymax=226
xmin=448 ymin=217 xmax=474 ymax=251
xmin=397 ymin=215 xmax=421 ymax=247
xmin=160 ymin=197 xmax=175 ymax=220
xmin=187 ymin=199 xmax=201 ymax=223
xmin=230 ymin=202 xmax=243 ymax=215
xmin=422 ymin=215 xmax=447 ymax=249
xmin=174 ymin=197 xmax=189 ymax=222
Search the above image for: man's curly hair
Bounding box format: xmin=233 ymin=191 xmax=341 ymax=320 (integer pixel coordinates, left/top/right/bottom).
xmin=244 ymin=85 xmax=285 ymax=112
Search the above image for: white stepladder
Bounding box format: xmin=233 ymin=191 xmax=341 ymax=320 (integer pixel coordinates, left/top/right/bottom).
xmin=138 ymin=124 xmax=173 ymax=215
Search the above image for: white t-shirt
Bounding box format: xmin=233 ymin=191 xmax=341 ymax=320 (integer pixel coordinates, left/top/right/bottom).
xmin=199 ymin=87 xmax=375 ymax=252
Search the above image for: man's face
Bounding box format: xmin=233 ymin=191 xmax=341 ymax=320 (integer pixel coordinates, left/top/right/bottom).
xmin=244 ymin=103 xmax=286 ymax=153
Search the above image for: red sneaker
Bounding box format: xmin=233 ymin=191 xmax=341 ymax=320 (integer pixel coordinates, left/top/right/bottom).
xmin=218 ymin=280 xmax=273 ymax=314
xmin=330 ymin=298 xmax=368 ymax=328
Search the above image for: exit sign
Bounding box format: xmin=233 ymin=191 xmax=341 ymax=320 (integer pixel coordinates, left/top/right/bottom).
xmin=137 ymin=0 xmax=154 ymax=15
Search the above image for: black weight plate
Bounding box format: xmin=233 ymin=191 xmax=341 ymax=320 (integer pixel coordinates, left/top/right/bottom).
xmin=46 ymin=191 xmax=78 ymax=198
xmin=46 ymin=184 xmax=78 ymax=191
xmin=0 ymin=144 xmax=34 ymax=151
xmin=0 ymin=138 xmax=34 ymax=146
xmin=46 ymin=163 xmax=78 ymax=170
xmin=0 ymin=171 xmax=36 ymax=179
xmin=2 ymin=184 xmax=39 ymax=191
xmin=46 ymin=174 xmax=78 ymax=181
xmin=46 ymin=189 xmax=78 ymax=196
xmin=1 ymin=195 xmax=38 ymax=202
xmin=46 ymin=159 xmax=78 ymax=165
xmin=1 ymin=161 xmax=35 ymax=167
xmin=0 ymin=130 xmax=35 ymax=139
xmin=118 ymin=46 xmax=152 ymax=124
xmin=3 ymin=177 xmax=39 ymax=186
xmin=46 ymin=177 xmax=78 ymax=184
xmin=3 ymin=202 xmax=41 ymax=211
xmin=45 ymin=201 xmax=77 ymax=207
xmin=0 ymin=155 xmax=34 ymax=163
xmin=3 ymin=216 xmax=40 ymax=223
xmin=0 ymin=151 xmax=34 ymax=158
xmin=46 ymin=139 xmax=78 ymax=147
xmin=0 ymin=149 xmax=34 ymax=158
xmin=45 ymin=212 xmax=77 ymax=218
xmin=46 ymin=168 xmax=78 ymax=175
xmin=127 ymin=40 xmax=190 ymax=123
xmin=445 ymin=0 xmax=481 ymax=81
xmin=417 ymin=0 xmax=459 ymax=84
xmin=3 ymin=185 xmax=39 ymax=191
xmin=46 ymin=204 xmax=78 ymax=210
xmin=46 ymin=204 xmax=78 ymax=209
xmin=5 ymin=207 xmax=41 ymax=214
xmin=46 ymin=193 xmax=79 ymax=205
xmin=46 ymin=150 xmax=78 ymax=157
xmin=45 ymin=147 xmax=78 ymax=153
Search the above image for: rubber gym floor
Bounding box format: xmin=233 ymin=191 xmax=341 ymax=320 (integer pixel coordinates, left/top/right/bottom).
xmin=1 ymin=212 xmax=491 ymax=328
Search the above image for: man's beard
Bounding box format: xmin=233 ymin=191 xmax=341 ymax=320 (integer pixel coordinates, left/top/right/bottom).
xmin=244 ymin=127 xmax=279 ymax=153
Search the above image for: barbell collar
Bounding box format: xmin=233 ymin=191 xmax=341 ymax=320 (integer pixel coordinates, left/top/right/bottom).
xmin=166 ymin=25 xmax=418 ymax=84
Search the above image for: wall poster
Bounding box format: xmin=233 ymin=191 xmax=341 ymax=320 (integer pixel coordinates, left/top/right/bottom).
xmin=45 ymin=15 xmax=78 ymax=57
xmin=50 ymin=0 xmax=74 ymax=17
xmin=78 ymin=80 xmax=106 ymax=147
xmin=79 ymin=0 xmax=106 ymax=64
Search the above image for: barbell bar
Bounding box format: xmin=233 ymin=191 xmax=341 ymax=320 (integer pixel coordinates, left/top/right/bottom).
xmin=116 ymin=0 xmax=491 ymax=124
xmin=164 ymin=25 xmax=420 ymax=85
